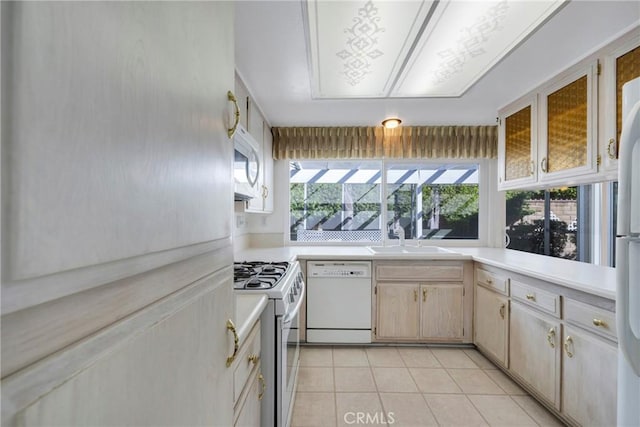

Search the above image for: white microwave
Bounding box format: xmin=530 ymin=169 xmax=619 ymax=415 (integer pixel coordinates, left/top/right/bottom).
xmin=233 ymin=124 xmax=260 ymax=201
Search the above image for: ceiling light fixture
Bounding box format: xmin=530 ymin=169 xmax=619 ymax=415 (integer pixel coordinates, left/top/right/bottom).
xmin=382 ymin=118 xmax=402 ymax=129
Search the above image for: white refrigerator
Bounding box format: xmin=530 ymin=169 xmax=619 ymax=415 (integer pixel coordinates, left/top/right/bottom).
xmin=617 ymin=76 xmax=640 ymax=426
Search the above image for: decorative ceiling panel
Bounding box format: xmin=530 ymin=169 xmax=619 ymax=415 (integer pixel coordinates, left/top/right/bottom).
xmin=306 ymin=0 xmax=566 ymax=99
xmin=306 ymin=0 xmax=436 ymax=98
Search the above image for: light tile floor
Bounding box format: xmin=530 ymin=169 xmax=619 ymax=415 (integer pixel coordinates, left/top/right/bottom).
xmin=292 ymin=346 xmax=565 ymax=427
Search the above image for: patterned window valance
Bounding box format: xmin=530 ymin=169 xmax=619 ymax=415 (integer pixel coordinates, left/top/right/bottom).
xmin=272 ymin=125 xmax=497 ymax=160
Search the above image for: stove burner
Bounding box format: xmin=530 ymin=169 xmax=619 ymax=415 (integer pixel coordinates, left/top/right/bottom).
xmin=233 ymin=261 xmax=290 ymax=290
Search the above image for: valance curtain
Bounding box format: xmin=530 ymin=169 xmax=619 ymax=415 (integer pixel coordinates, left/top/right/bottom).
xmin=272 ymin=125 xmax=497 ymax=160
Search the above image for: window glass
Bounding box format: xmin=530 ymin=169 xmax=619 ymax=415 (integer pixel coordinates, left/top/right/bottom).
xmin=289 ymin=161 xmax=382 ymax=242
xmin=386 ymin=164 xmax=479 ymax=240
xmin=505 ymin=186 xmax=588 ymax=261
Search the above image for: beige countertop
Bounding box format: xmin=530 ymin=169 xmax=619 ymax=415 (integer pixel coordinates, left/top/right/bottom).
xmin=234 ymin=293 xmax=268 ymax=344
xmin=235 ymin=246 xmax=616 ymax=300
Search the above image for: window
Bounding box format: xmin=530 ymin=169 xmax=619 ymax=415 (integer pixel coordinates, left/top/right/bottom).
xmin=505 ymin=186 xmax=591 ymax=262
xmin=289 ymin=161 xmax=382 ymax=242
xmin=289 ymin=160 xmax=480 ymax=243
xmin=385 ymin=164 xmax=479 ymax=240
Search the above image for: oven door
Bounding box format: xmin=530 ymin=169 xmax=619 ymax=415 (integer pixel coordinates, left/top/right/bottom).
xmin=277 ymin=294 xmax=303 ymax=427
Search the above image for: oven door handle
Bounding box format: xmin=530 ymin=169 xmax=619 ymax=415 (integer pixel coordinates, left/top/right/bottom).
xmin=282 ymin=283 xmax=305 ymax=325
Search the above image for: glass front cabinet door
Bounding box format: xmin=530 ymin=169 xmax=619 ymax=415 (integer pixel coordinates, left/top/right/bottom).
xmin=498 ymin=95 xmax=538 ymax=190
xmin=601 ymin=28 xmax=640 ymax=173
xmin=539 ymin=61 xmax=599 ymax=183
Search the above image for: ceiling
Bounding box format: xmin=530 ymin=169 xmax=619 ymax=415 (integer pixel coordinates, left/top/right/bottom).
xmin=235 ymin=0 xmax=640 ymax=127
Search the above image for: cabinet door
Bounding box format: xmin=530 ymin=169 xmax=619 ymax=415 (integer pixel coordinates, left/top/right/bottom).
xmin=17 ymin=277 xmax=234 ymax=426
xmin=234 ymin=371 xmax=262 ymax=427
xmin=562 ymin=326 xmax=617 ymax=427
xmin=498 ymin=95 xmax=538 ymax=189
xmin=509 ymin=302 xmax=561 ymax=409
xmin=601 ymin=28 xmax=640 ymax=172
xmin=376 ymin=283 xmax=419 ymax=339
xmin=539 ymin=61 xmax=599 ymax=182
xmin=420 ymin=284 xmax=463 ymax=339
xmin=474 ymin=285 xmax=509 ymax=367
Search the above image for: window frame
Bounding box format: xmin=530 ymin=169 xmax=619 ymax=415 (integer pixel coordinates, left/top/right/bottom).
xmin=286 ymin=158 xmax=491 ymax=247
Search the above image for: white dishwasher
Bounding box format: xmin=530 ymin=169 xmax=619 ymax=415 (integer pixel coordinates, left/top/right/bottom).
xmin=306 ymin=261 xmax=372 ymax=343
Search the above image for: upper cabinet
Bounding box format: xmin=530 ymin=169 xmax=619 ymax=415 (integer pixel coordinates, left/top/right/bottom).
xmin=498 ymin=60 xmax=598 ymax=190
xmin=600 ymin=28 xmax=640 ymax=174
xmin=539 ymin=61 xmax=599 ymax=183
xmin=498 ymin=95 xmax=538 ymax=189
xmin=234 ymin=73 xmax=274 ymax=214
xmin=498 ymin=26 xmax=640 ymax=190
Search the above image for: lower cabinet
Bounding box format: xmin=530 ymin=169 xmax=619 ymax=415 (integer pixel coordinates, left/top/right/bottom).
xmin=233 ymin=321 xmax=263 ymax=427
xmin=562 ymin=325 xmax=617 ymax=427
xmin=509 ymin=302 xmax=561 ymax=410
xmin=474 ymin=284 xmax=509 ymax=367
xmin=376 ymin=282 xmax=464 ymax=341
xmin=376 ymin=283 xmax=420 ymax=339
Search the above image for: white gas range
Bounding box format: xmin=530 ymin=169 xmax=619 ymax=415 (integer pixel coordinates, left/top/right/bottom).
xmin=234 ymin=261 xmax=305 ymax=427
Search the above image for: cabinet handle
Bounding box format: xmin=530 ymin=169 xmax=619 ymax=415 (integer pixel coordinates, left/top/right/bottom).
xmin=227 ymin=91 xmax=240 ymax=138
xmin=258 ymin=373 xmax=266 ymax=401
xmin=607 ymin=138 xmax=617 ymax=160
xmin=564 ymin=336 xmax=574 ymax=358
xmin=423 ymin=288 xmax=427 ymax=302
xmin=526 ymin=293 xmax=535 ymax=301
xmin=499 ymin=303 xmax=506 ymax=319
xmin=547 ymin=327 xmax=556 ymax=348
xmin=226 ymin=319 xmax=239 ymax=367
xmin=530 ymin=160 xmax=535 ymax=176
xmin=592 ymin=318 xmax=607 ymax=328
xmin=414 ymin=289 xmax=418 ymax=302
xmin=248 ymin=354 xmax=260 ymax=366
xmin=540 ymin=157 xmax=548 ymax=173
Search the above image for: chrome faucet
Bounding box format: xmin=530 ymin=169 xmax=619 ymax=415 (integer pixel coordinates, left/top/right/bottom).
xmin=393 ymin=222 xmax=405 ymax=246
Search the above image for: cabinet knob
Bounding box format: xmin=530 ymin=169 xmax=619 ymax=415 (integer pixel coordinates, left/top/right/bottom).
xmin=226 ymin=319 xmax=239 ymax=367
xmin=592 ymin=318 xmax=607 ymax=328
xmin=547 ymin=327 xmax=556 ymax=348
xmin=423 ymin=288 xmax=427 ymax=302
xmin=607 ymin=138 xmax=617 ymax=160
xmin=227 ymin=91 xmax=240 ymax=138
xmin=526 ymin=293 xmax=535 ymax=301
xmin=564 ymin=336 xmax=574 ymax=358
xmin=258 ymin=373 xmax=266 ymax=401
xmin=248 ymin=354 xmax=260 ymax=366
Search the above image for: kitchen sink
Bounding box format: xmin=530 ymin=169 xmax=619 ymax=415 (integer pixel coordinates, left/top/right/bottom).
xmin=367 ymin=246 xmax=457 ymax=255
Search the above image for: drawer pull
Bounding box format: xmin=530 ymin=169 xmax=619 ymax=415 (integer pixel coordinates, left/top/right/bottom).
xmin=499 ymin=303 xmax=506 ymax=319
xmin=592 ymin=318 xmax=607 ymax=328
xmin=486 ymin=278 xmax=493 ymax=284
xmin=547 ymin=328 xmax=556 ymax=348
xmin=258 ymin=373 xmax=266 ymax=401
xmin=423 ymin=288 xmax=427 ymax=302
xmin=248 ymin=354 xmax=260 ymax=366
xmin=526 ymin=293 xmax=536 ymax=301
xmin=564 ymin=336 xmax=574 ymax=358
xmin=226 ymin=319 xmax=239 ymax=367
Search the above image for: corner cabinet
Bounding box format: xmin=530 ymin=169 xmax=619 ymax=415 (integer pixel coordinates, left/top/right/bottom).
xmin=373 ymin=261 xmax=472 ymax=343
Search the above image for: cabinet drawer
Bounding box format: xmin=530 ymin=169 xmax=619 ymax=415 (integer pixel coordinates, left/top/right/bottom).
xmin=233 ymin=320 xmax=261 ymax=403
xmin=476 ymin=267 xmax=509 ymax=295
xmin=564 ymin=299 xmax=616 ymax=341
xmin=376 ymin=263 xmax=463 ymax=281
xmin=511 ymin=280 xmax=560 ymax=318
